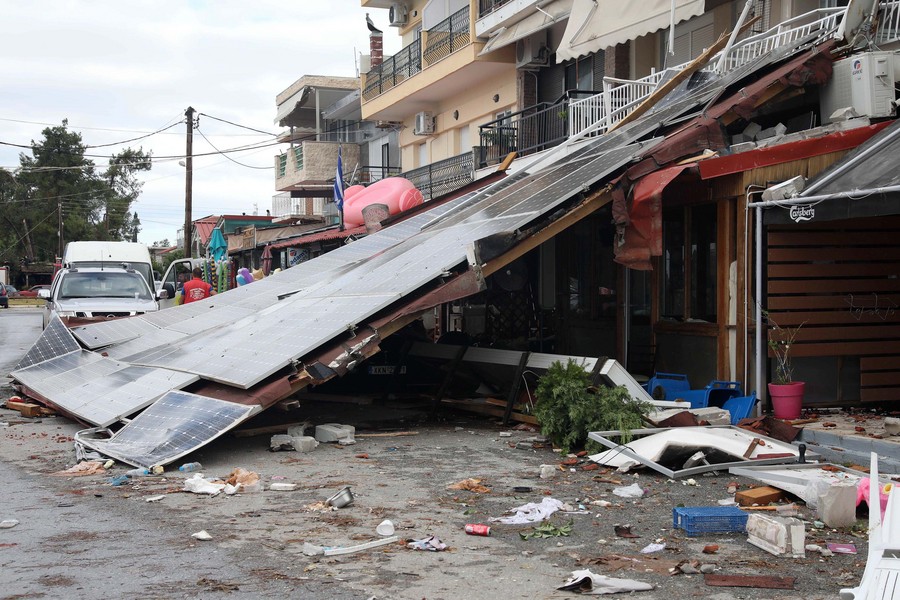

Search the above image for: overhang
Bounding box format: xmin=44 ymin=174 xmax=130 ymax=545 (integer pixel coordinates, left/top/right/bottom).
xmin=479 ymin=0 xmax=573 ymax=56
xmin=556 ymin=0 xmax=704 ymax=62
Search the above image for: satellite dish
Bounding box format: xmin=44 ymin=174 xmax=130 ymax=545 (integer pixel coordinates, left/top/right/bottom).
xmin=493 ymin=259 xmax=527 ymax=291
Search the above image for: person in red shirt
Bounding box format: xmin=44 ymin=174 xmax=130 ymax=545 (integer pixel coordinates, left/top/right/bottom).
xmin=182 ymin=267 xmax=214 ymax=304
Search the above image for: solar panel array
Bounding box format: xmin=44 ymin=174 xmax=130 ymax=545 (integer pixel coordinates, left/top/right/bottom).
xmin=14 ymin=316 xmax=80 ymax=370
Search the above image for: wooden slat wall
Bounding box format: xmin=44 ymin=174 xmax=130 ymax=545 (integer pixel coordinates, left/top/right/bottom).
xmin=767 ymin=216 xmax=900 ymax=402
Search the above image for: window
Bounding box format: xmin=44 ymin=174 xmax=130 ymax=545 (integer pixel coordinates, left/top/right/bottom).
xmin=660 ymin=203 xmax=717 ymax=322
xmin=564 ymin=56 xmax=593 ymax=92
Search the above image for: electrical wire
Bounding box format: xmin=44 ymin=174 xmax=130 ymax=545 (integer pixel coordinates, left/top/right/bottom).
xmin=196 ymin=127 xmax=272 ymax=170
xmin=198 ymin=112 xmax=275 ymax=137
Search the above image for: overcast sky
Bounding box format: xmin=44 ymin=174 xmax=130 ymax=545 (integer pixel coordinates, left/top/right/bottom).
xmin=0 ymin=1 xmax=400 ymax=246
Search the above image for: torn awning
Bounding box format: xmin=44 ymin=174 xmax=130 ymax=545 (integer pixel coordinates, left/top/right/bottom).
xmin=556 ymin=0 xmax=704 ymax=62
xmin=479 ymin=0 xmax=573 ymax=56
xmin=613 ymin=164 xmax=695 ymax=270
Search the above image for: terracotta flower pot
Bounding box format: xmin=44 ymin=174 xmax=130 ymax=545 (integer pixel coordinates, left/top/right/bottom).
xmin=768 ymin=381 xmax=805 ymax=420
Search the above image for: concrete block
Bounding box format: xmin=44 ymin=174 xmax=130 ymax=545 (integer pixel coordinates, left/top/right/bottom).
xmin=774 ymin=122 xmax=787 ymax=137
xmin=287 ymin=424 xmax=308 ymax=437
xmin=755 ymin=126 xmax=778 ymax=141
xmin=746 ymin=513 xmax=806 ymax=557
xmin=291 ymin=435 xmax=319 ymax=453
xmin=315 ymin=423 xmax=355 ymax=443
xmin=817 ymin=482 xmax=857 ymax=528
xmin=730 ymin=141 xmax=758 ymax=154
xmin=270 ymin=434 xmax=296 ymax=451
xmin=742 ymin=122 xmax=762 ymax=138
xmin=690 ymin=407 xmax=731 ymax=426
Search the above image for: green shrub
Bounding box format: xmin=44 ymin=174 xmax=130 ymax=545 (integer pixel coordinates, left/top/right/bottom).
xmin=533 ymin=360 xmax=649 ymax=454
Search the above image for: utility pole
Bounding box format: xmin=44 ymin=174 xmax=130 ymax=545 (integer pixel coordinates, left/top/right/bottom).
xmin=184 ymin=106 xmax=195 ymax=258
xmin=58 ymin=199 xmax=64 ymax=257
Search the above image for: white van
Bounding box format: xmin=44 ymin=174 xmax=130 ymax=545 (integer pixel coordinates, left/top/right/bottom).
xmin=42 ymin=265 xmax=159 ymax=328
xmin=63 ymin=241 xmax=155 ymax=292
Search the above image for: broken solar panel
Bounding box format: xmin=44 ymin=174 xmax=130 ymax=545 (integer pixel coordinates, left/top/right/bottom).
xmin=76 ymin=390 xmax=257 ymax=468
xmin=11 ymin=350 xmax=199 ymax=427
xmin=14 ymin=315 xmax=80 ymax=370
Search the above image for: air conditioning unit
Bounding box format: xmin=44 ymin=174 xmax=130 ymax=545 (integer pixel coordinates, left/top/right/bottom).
xmin=389 ymin=3 xmax=408 ymax=26
xmin=516 ymin=34 xmax=549 ymax=69
xmin=414 ymin=111 xmax=434 ymax=135
xmin=820 ymin=51 xmax=897 ymax=124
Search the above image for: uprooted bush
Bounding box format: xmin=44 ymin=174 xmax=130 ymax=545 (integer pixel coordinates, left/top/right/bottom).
xmin=533 ymin=359 xmax=650 ymax=454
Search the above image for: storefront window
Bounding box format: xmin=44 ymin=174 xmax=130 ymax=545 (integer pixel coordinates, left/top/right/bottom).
xmin=661 ymin=203 xmax=717 ymax=323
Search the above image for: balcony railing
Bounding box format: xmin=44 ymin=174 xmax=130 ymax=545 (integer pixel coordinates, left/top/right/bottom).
xmin=293 ymin=146 xmax=303 ymax=171
xmin=401 ymin=151 xmax=475 ymax=201
xmin=478 ymin=0 xmax=513 ymax=19
xmin=363 ymin=38 xmax=422 ymax=101
xmin=277 ymin=154 xmax=287 ymax=178
xmin=876 ymin=0 xmax=900 ymax=44
xmin=478 ymin=90 xmax=599 ymax=167
xmin=423 ymin=7 xmax=471 ymax=67
xmin=357 ymin=165 xmax=402 ymax=184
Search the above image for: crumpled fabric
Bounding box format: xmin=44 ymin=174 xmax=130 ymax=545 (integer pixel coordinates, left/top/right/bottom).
xmin=557 ymin=569 xmax=653 ymax=595
xmin=490 ymin=497 xmax=566 ymax=525
xmin=183 ymin=473 xmax=226 ymax=495
xmin=613 ymin=483 xmax=645 ymax=498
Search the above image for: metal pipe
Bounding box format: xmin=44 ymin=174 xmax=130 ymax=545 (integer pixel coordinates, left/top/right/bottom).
xmin=716 ymin=0 xmax=755 ymax=74
xmin=748 ymin=184 xmax=900 ymax=208
xmin=755 ymin=204 xmax=764 ymax=414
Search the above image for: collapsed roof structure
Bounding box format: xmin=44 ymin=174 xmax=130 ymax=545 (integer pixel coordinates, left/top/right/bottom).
xmin=10 ymin=2 xmax=890 ymax=466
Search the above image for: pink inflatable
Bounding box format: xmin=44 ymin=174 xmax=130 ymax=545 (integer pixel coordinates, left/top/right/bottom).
xmin=342 ymin=177 xmax=424 ymax=227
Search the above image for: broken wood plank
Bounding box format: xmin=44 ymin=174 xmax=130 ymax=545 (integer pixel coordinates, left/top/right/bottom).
xmin=441 ymin=398 xmax=539 ymax=425
xmin=704 ymin=574 xmax=795 ymax=589
xmin=6 ymin=401 xmax=55 ymax=418
xmin=735 ymin=486 xmax=785 ymax=507
xmin=355 ymin=431 xmax=419 ymax=438
xmin=231 ymin=421 xmax=309 ymax=438
xmin=743 ymin=437 xmax=764 ymax=459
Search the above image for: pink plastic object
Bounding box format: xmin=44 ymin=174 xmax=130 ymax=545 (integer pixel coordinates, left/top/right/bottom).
xmin=857 ymin=477 xmax=891 ymax=516
xmin=342 ymin=178 xmax=423 ymax=227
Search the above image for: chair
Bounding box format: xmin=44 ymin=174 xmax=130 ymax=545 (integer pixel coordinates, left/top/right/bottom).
xmin=677 ymin=380 xmax=743 ymax=409
xmin=722 ymin=392 xmax=758 ymax=425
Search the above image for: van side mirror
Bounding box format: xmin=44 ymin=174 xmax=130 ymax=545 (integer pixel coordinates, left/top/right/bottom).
xmin=163 ymin=283 xmax=175 ymax=299
xmin=38 ymin=289 xmax=51 ymax=300
xmin=157 ymin=289 xmax=169 ymax=300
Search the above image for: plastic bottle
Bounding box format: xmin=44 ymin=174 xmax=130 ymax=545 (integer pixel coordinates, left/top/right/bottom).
xmin=178 ymin=462 xmax=202 ymax=472
xmin=125 ymin=467 xmax=151 ymax=477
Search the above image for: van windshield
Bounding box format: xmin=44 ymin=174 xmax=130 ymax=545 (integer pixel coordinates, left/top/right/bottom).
xmin=69 ymin=261 xmax=153 ymax=290
xmin=58 ymin=272 xmax=153 ymax=300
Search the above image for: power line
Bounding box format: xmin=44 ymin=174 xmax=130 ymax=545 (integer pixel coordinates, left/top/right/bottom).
xmin=196 ymin=127 xmax=272 ymax=170
xmin=198 ymin=112 xmax=275 ymax=136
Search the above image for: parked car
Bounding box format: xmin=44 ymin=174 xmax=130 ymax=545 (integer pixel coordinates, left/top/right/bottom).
xmin=42 ymin=266 xmax=160 ymax=328
xmin=18 ymin=284 xmax=50 ymax=298
xmin=3 ymin=284 xmax=18 ymax=298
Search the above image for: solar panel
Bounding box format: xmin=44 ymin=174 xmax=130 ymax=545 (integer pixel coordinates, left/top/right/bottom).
xmin=76 ymin=390 xmax=257 ymax=468
xmin=11 ymin=350 xmax=198 ymax=426
xmin=14 ymin=316 xmax=81 ymax=370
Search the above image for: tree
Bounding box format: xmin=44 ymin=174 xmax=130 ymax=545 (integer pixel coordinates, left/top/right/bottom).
xmin=0 ymin=120 xmax=152 ymax=264
xmin=152 ymin=238 xmax=172 ymax=248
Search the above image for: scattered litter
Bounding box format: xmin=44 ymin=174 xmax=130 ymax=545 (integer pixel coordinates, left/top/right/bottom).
xmin=702 ymin=544 xmax=719 ymax=554
xmin=827 ymin=542 xmax=857 ymax=554
xmin=521 ymin=520 xmax=572 ymax=540
xmin=513 ymin=486 xmax=533 ymax=493
xmin=613 ymin=483 xmax=645 ymax=498
xmin=540 ymin=465 xmax=557 ymax=479
xmin=557 ymin=569 xmax=653 ymax=595
xmin=683 ymin=478 xmax=698 ymax=486
xmin=406 ymin=535 xmax=447 ymax=551
xmin=145 ymin=495 xmax=166 ymax=503
xmin=717 ymin=498 xmax=738 ymax=506
xmin=465 ymin=523 xmax=491 ymax=536
xmin=183 ymin=474 xmax=226 ymax=495
xmin=50 ymin=461 xmax=106 ymax=476
xmin=226 ymin=468 xmax=260 ymax=491
xmin=107 ymin=475 xmax=130 ymax=486
xmin=103 ymin=459 xmax=114 ymax=469
xmin=614 ymin=524 xmax=640 ymax=539
xmin=301 ymin=542 xmax=324 ymax=556
xmin=323 ymin=536 xmax=398 ymax=556
xmin=0 ymin=520 xmax=19 ymax=529
xmin=499 ymin=432 xmax=512 ymax=438
xmin=640 ymin=542 xmax=665 ymax=554
xmin=376 ymin=520 xmax=395 ymax=536
xmin=355 ymin=453 xmax=369 ymax=459
xmin=448 ymin=478 xmax=491 ymax=493
xmin=591 ymin=500 xmax=613 ymax=508
xmin=191 ymin=530 xmax=213 ymax=541
xmin=326 ymin=486 xmax=354 ymax=508
xmin=490 ymin=497 xmax=565 ymax=525
xmin=270 ymin=482 xmax=297 ymax=491
xmin=178 ymin=462 xmax=202 ymax=472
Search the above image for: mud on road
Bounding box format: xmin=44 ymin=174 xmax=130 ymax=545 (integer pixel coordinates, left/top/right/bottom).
xmin=0 ymin=402 xmax=867 ymax=600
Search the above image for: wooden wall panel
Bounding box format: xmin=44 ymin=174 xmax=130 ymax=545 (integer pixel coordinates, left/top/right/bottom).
xmin=767 ymin=215 xmax=900 ymax=402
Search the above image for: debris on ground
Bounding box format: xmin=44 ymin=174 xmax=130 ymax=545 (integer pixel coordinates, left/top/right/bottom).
xmin=406 ymin=535 xmax=447 ymax=551
xmin=520 ymin=520 xmax=573 ymax=540
xmin=448 ymin=478 xmax=491 ymax=493
xmin=614 ymin=524 xmax=640 ymax=539
xmin=322 ymin=536 xmax=398 ymax=556
xmin=704 ymin=574 xmax=795 ymax=589
xmin=183 ymin=474 xmax=226 ymax=495
xmin=50 ymin=461 xmax=106 ymax=476
xmin=613 ymin=483 xmax=645 ymax=498
xmin=490 ymin=497 xmax=567 ymax=524
xmin=557 ymin=569 xmax=653 ymax=594
xmin=0 ymin=519 xmax=20 ymax=529
xmin=191 ymin=530 xmax=213 ymax=541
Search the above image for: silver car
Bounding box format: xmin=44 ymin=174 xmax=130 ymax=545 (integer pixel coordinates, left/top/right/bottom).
xmin=42 ymin=266 xmax=159 ymax=328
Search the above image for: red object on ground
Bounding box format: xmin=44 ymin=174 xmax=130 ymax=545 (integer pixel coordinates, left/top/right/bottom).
xmin=464 ymin=524 xmax=491 ymax=536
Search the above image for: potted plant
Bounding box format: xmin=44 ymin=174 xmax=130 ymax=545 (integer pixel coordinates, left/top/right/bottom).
xmin=765 ymin=311 xmax=806 ymax=419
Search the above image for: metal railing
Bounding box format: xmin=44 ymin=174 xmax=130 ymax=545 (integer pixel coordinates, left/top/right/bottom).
xmin=876 ymin=0 xmax=900 ymax=44
xmin=478 ymin=90 xmax=599 ymax=166
xmin=356 ymin=165 xmax=402 ymax=184
xmin=478 ymin=0 xmax=513 ymax=19
xmin=277 ymin=154 xmax=287 ymax=178
xmin=293 ymin=146 xmax=303 ymax=171
xmin=401 ymin=151 xmax=475 ymax=201
xmin=424 ymin=7 xmax=471 ymax=66
xmin=362 ymin=38 xmax=422 ymax=101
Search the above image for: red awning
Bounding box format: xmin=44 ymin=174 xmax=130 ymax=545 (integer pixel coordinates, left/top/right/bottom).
xmin=269 ymin=225 xmax=366 ymax=251
xmin=614 ymin=164 xmax=695 ymax=270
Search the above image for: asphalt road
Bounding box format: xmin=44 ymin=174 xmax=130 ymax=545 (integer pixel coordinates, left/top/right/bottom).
xmin=1 ymin=308 xmax=42 ymax=382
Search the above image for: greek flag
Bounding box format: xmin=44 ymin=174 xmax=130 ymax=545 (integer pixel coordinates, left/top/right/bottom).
xmin=334 ymin=146 xmax=344 ymax=212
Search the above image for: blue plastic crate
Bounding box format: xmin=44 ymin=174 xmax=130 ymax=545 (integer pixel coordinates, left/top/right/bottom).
xmin=673 ymin=506 xmax=748 ymax=536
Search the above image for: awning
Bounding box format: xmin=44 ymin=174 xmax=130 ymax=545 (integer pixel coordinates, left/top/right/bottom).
xmin=556 ymin=0 xmax=704 ymax=62
xmin=479 ymin=0 xmax=573 ymax=56
xmin=274 ymin=86 xmax=310 ymax=127
xmin=269 ymin=225 xmax=366 ymax=250
xmin=613 ymin=164 xmax=696 ymax=270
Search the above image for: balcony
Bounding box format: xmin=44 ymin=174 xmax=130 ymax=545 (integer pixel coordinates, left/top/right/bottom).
xmin=401 ymin=151 xmax=475 ymax=202
xmin=478 ymin=0 xmax=514 ymax=18
xmin=423 ymin=7 xmax=471 ymax=67
xmin=363 ymin=38 xmax=422 ymax=102
xmin=274 ymin=141 xmax=360 ymax=194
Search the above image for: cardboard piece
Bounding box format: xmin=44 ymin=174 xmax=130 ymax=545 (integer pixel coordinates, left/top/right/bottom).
xmin=735 ymin=486 xmax=785 ymax=507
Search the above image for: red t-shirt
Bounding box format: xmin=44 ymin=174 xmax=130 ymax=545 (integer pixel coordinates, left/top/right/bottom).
xmin=182 ymin=277 xmax=213 ymax=304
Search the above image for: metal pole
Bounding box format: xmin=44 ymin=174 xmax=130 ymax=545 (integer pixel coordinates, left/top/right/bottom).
xmin=184 ymin=106 xmax=195 ymax=259
xmin=747 ymin=184 xmax=900 ymax=208
xmin=715 ymin=0 xmax=754 ymax=74
xmin=755 ymin=204 xmax=764 ymax=413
